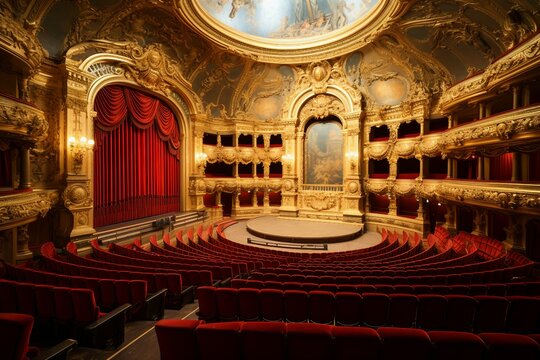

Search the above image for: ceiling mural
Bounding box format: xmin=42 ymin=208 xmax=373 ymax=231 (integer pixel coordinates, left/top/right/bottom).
xmin=198 ymin=0 xmax=379 ymax=39
xmin=3 ymin=0 xmax=540 ymax=123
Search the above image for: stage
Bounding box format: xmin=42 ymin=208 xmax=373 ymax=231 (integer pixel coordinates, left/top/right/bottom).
xmin=224 ymin=216 xmax=381 ymax=252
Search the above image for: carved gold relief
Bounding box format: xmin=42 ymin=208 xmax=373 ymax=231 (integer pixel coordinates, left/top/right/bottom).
xmin=0 ymin=95 xmax=48 ymax=138
xmin=0 ymin=191 xmax=57 ymax=224
xmin=299 ymin=94 xmax=345 ymax=123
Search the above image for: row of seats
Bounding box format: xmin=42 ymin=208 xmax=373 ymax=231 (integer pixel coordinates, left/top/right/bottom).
xmin=250 ymin=264 xmax=527 ymax=285
xmin=155 ymin=319 xmax=540 ymax=360
xmin=196 ymin=286 xmax=540 ymax=334
xmin=3 ymin=262 xmax=165 ymax=320
xmin=40 ymin=243 xmax=189 ymax=309
xmin=0 ymin=279 xmax=130 ymax=348
xmin=230 ymin=278 xmax=540 ymax=296
xmin=0 ymin=313 xmax=77 ymax=360
xmin=86 ymin=240 xmax=220 ymax=285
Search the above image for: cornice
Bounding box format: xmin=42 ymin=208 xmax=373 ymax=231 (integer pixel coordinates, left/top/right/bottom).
xmin=440 ymin=33 xmax=540 ymax=110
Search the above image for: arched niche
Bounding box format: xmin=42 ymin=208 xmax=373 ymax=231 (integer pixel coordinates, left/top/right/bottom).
xmin=304 ymin=116 xmax=344 ymax=185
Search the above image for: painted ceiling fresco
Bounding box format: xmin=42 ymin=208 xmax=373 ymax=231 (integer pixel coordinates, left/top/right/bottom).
xmin=7 ymin=0 xmax=540 ymax=119
xmin=198 ymin=0 xmax=379 ymax=39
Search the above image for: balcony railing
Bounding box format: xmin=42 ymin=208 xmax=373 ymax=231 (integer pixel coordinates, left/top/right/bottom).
xmin=301 ymin=184 xmax=344 ymax=192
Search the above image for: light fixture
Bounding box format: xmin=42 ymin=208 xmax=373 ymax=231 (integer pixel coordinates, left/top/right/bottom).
xmin=281 ymin=153 xmax=294 ymax=172
xmin=68 ymin=135 xmax=95 ymax=174
xmin=195 ymin=152 xmax=208 ymax=172
xmin=346 ymin=151 xmax=359 ymax=171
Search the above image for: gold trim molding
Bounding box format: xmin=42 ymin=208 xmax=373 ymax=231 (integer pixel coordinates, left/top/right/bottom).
xmin=0 ymin=190 xmax=58 ymax=227
xmin=0 ymin=95 xmax=48 ymax=139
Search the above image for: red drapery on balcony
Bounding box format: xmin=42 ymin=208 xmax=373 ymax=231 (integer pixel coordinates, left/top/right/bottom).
xmin=93 ymin=85 xmax=181 ymax=227
xmin=489 ymin=153 xmax=513 ymax=181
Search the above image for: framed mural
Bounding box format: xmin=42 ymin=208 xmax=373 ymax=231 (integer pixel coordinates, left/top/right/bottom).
xmin=305 ymin=120 xmax=343 ymax=184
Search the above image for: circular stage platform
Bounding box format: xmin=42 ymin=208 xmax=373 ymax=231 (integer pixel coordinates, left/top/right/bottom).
xmin=246 ymin=216 xmax=363 ymax=244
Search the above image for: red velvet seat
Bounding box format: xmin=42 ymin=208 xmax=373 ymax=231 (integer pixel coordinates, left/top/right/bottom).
xmin=362 ymin=293 xmax=389 ymax=327
xmin=196 ymin=286 xmax=218 ymax=322
xmin=429 ymin=330 xmax=485 ymax=360
xmin=505 ymin=296 xmax=540 ymax=334
xmin=319 ymin=283 xmax=338 ymax=293
xmin=283 ymin=282 xmax=303 ymax=291
xmin=356 ymin=284 xmax=376 ymax=294
xmin=0 ymin=280 xmax=18 ymax=312
xmin=446 ymin=295 xmax=477 ymax=332
xmin=377 ymin=327 xmax=431 ymax=360
xmin=71 ymin=289 xmax=100 ymax=325
xmin=309 ymin=291 xmax=335 ymax=324
xmin=474 ymin=296 xmax=509 ymax=333
xmin=0 ymin=313 xmax=35 ymax=360
xmin=238 ymin=288 xmax=260 ymax=321
xmin=216 ymin=288 xmax=239 ymax=321
xmin=53 ymin=287 xmax=74 ymax=323
xmin=155 ymin=319 xmax=201 ymax=360
xmin=245 ymin=280 xmax=264 ymax=289
xmin=332 ymin=326 xmax=381 ymax=360
xmin=416 ymin=294 xmax=447 ymax=330
xmin=35 ymin=285 xmax=56 ymax=321
xmin=16 ymin=283 xmax=37 ymax=316
xmin=335 ymin=292 xmax=362 ymax=326
xmin=284 ymin=290 xmax=309 ymax=323
xmin=388 ymin=293 xmax=418 ymax=327
xmin=260 ymin=289 xmax=284 ymax=321
xmin=286 ymin=323 xmax=334 ymax=360
xmin=196 ymin=322 xmax=242 ymax=360
xmin=301 ymin=282 xmax=319 ymax=292
xmin=479 ymin=333 xmax=540 ymax=360
xmin=241 ymin=322 xmax=286 ymax=360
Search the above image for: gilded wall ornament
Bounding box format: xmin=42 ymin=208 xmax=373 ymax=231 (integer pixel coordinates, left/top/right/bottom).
xmin=0 ymin=191 xmax=56 ymax=224
xmin=299 ymin=94 xmax=345 ymax=123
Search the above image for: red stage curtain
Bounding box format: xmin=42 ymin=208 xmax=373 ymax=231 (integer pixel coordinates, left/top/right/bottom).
xmin=489 ymin=153 xmax=512 ymax=181
xmin=93 ymin=85 xmax=181 ymax=227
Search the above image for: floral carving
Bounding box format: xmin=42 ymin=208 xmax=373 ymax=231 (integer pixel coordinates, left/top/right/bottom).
xmin=299 ymin=94 xmax=345 ymax=123
xmin=0 ymin=191 xmax=56 ymax=224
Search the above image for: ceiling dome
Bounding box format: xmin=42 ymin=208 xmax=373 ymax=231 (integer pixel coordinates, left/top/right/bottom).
xmin=176 ymin=0 xmax=409 ymax=64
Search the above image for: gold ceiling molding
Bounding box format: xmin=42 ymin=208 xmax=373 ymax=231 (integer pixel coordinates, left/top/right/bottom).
xmin=0 ymin=7 xmax=45 ymax=75
xmin=175 ymin=0 xmax=412 ymax=64
xmin=440 ymin=33 xmax=540 ymax=110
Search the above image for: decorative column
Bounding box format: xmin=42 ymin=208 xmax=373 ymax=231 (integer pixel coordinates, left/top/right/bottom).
xmin=16 ymin=225 xmax=32 ymax=262
xmin=343 ymin=117 xmax=363 ymax=223
xmin=279 ymin=122 xmax=299 ymax=217
xmin=18 ymin=145 xmax=32 ymax=189
xmin=472 ymin=208 xmax=487 ymax=236
xmin=189 ymin=121 xmax=207 ymax=212
xmin=477 ymin=156 xmax=484 ymax=180
xmin=444 ymin=204 xmax=457 ymax=235
xmin=503 ymin=215 xmax=525 ymax=252
xmin=388 ymin=191 xmax=397 ymax=216
xmin=512 ymin=86 xmax=520 ymax=109
xmin=62 ymin=66 xmax=97 ymax=239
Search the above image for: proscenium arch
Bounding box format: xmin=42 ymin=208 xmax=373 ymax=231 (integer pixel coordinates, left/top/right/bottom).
xmin=83 ymin=73 xmax=193 ymax=215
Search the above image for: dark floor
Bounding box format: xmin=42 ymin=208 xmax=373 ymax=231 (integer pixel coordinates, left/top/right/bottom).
xmin=60 ymin=302 xmax=200 ymax=360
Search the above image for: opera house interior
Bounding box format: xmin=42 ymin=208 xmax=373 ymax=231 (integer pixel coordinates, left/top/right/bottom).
xmin=1 ymin=0 xmax=540 ymax=359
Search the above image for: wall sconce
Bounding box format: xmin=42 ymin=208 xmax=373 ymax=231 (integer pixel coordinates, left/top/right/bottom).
xmin=281 ymin=153 xmax=294 ymax=172
xmin=346 ymin=151 xmax=359 ymax=171
xmin=195 ymin=152 xmax=208 ymax=172
xmin=68 ymin=136 xmax=94 ymax=174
